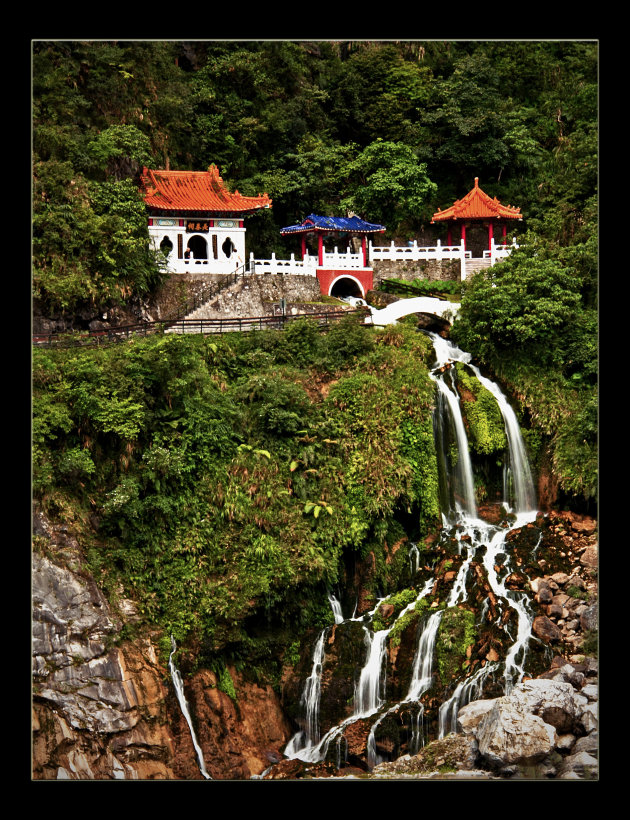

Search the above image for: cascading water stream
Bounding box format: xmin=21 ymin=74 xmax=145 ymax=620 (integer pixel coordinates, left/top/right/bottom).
xmin=283 ymin=328 xmax=540 ymax=773
xmin=287 ymin=580 xmax=434 ymax=766
xmin=466 ymin=363 xmax=537 ymax=514
xmin=327 ymin=591 xmax=344 ymax=625
xmin=428 ymin=332 xmax=537 ymax=516
xmin=168 ymin=637 xmax=212 ymax=780
xmin=427 ymin=331 xmax=539 ymax=710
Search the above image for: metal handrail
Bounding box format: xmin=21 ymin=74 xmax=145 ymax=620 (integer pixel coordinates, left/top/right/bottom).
xmin=32 ymin=309 xmax=370 ymax=348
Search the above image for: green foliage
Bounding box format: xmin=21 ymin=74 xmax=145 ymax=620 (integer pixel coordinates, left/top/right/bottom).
xmin=338 ymin=140 xmax=437 ymax=227
xmin=381 ymin=278 xmax=461 ymax=298
xmin=32 ymin=323 xmax=443 ymax=661
xmin=31 ymin=40 xmax=598 ymax=664
xmin=216 ymin=664 xmax=238 ymax=701
xmin=435 ymin=606 xmax=476 ymax=685
xmin=452 ymin=242 xmax=582 ymax=368
xmin=454 ymin=363 xmax=507 ymax=456
xmin=33 ymin=40 xmax=597 ymax=302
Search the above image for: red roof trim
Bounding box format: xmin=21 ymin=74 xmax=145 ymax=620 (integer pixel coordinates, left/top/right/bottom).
xmin=140 ymin=165 xmax=272 ymax=214
xmin=431 ymin=177 xmax=522 ymax=222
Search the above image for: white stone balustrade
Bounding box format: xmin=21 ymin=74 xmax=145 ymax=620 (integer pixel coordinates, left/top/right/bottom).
xmin=368 ymin=238 xmax=471 ymax=263
xmin=166 ymin=240 xmax=518 ymax=280
xmin=249 ymin=252 xmax=318 ymax=276
xmin=483 ymin=237 xmax=520 ymax=264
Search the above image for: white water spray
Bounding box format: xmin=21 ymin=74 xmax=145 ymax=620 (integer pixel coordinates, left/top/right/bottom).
xmin=168 ymin=637 xmax=212 ymax=780
xmin=283 ymin=328 xmax=541 ymax=772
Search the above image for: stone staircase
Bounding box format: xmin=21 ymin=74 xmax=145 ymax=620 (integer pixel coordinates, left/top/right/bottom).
xmin=166 ymin=278 xmax=249 ymax=332
xmin=464 ymin=257 xmax=493 ymax=277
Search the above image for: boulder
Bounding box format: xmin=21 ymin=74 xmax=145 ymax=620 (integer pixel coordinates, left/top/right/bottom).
xmin=476 ymin=701 xmax=556 ymax=767
xmin=580 ymin=604 xmax=598 ymax=632
xmin=507 ymin=679 xmax=584 ymax=734
xmin=532 ymin=615 xmax=563 ymax=643
xmin=573 ymin=731 xmax=598 ymax=757
xmin=579 ymin=545 xmax=598 ymax=569
xmin=558 ymin=751 xmax=598 ymax=780
xmin=456 ymin=699 xmax=497 ymax=735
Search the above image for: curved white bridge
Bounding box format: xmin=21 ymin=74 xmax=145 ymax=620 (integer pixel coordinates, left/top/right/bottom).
xmin=365 ymin=296 xmax=460 ymax=326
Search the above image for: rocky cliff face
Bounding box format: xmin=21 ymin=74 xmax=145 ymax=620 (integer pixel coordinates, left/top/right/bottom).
xmin=31 ymin=501 xmax=598 ymax=780
xmin=31 ymin=506 xmax=292 ymax=780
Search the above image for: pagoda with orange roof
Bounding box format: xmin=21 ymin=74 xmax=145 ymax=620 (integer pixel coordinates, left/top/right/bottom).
xmin=431 ymin=177 xmax=522 ymax=253
xmin=140 ymin=164 xmax=272 ymax=274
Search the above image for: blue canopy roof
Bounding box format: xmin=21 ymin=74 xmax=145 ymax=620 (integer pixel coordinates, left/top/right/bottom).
xmin=280 ymin=213 xmax=386 ymax=235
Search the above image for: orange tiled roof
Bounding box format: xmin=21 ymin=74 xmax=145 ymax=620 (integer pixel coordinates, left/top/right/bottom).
xmin=431 ymin=178 xmax=522 ymax=222
xmin=140 ymin=164 xmax=272 ymax=214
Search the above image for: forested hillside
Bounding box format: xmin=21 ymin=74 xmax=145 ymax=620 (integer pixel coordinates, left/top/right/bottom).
xmin=31 ymin=41 xmax=598 ymax=780
xmin=33 ymin=41 xmax=596 ymax=309
xmin=32 ymin=39 xmax=597 ymax=505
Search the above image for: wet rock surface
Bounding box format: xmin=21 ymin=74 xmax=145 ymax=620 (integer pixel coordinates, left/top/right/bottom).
xmin=32 ymin=511 xmax=293 ymax=780
xmin=32 ymin=503 xmax=598 ymax=780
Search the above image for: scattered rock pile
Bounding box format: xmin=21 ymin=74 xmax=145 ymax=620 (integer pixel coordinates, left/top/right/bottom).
xmin=373 ymin=657 xmax=598 ymax=780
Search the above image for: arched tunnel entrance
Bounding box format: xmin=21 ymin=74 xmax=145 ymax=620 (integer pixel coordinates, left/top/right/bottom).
xmin=330 ymin=276 xmax=364 ymax=298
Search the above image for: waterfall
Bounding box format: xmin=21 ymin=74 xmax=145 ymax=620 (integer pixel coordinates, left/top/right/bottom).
xmin=408 ymin=543 xmax=420 ymax=576
xmin=327 ymin=591 xmax=344 ymax=624
xmin=466 ymin=362 xmax=537 ymax=514
xmin=429 ymin=334 xmax=481 ymax=523
xmin=287 ymin=580 xmax=434 ymax=766
xmin=356 ymin=628 xmax=389 ymax=714
xmin=284 ymin=629 xmax=327 ymax=756
xmin=168 ymin=637 xmax=212 ymax=780
xmin=282 ymin=329 xmax=541 ymax=773
xmin=427 ymin=331 xmax=538 ymax=710
xmin=438 ymin=662 xmax=497 ymax=738
xmin=428 ymin=332 xmax=536 ymax=515
xmin=284 ymin=590 xmax=347 ymax=758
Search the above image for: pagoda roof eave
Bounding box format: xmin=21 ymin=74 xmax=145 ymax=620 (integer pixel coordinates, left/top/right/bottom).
xmin=280 ymin=213 xmax=386 ymax=236
xmin=430 ymin=178 xmax=523 ymax=223
xmin=140 ymin=165 xmax=272 ymax=215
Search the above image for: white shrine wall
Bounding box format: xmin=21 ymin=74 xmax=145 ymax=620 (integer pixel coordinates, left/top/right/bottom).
xmin=148 ymin=216 xmax=247 ymax=274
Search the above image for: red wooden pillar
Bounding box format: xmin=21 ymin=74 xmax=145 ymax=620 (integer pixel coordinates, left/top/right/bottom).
xmin=502 ymin=223 xmax=507 ymax=241
xmin=461 ymin=223 xmax=466 ymax=250
xmin=301 ymin=235 xmax=306 ymax=259
xmin=361 ymin=235 xmax=367 ymax=267
xmin=318 ymin=234 xmax=323 ymax=266
xmin=488 ymin=220 xmax=493 ymax=251
xmin=447 ymin=225 xmax=452 ymax=245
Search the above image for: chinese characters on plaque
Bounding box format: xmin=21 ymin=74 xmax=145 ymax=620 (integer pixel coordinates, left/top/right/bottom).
xmin=186 ymin=221 xmax=210 ymax=233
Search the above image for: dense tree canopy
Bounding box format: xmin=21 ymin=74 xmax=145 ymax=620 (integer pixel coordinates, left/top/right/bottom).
xmin=32 ymin=38 xmax=598 ymax=506
xmin=32 ymin=39 xmax=597 ymax=311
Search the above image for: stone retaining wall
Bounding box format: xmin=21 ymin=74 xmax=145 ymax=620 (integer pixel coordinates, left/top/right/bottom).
xmin=372 ymin=259 xmax=460 ymax=285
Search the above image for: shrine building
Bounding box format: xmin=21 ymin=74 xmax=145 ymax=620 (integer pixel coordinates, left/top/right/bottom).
xmin=431 ymin=177 xmax=522 ymax=255
xmin=280 ymin=213 xmax=386 ymax=298
xmin=140 ymin=165 xmax=272 ymax=274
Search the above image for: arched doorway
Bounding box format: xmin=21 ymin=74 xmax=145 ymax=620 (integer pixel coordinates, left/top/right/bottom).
xmin=330 ymin=276 xmax=364 ymax=298
xmin=187 ymin=234 xmax=208 ymax=260
xmin=222 ymin=236 xmax=236 ymax=259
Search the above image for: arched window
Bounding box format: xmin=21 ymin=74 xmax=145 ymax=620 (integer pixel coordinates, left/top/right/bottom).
xmin=222 ymin=236 xmax=236 ymax=258
xmin=159 ymin=236 xmax=173 ymax=256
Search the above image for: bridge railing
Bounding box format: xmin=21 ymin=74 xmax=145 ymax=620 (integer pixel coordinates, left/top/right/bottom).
xmin=249 ymin=252 xmax=318 ymax=276
xmin=248 ymin=246 xmax=367 ymax=274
